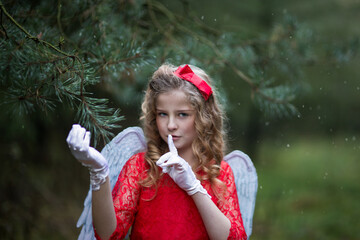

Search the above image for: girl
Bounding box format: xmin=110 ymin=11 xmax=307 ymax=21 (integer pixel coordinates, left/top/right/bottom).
xmin=66 ymin=64 xmax=247 ymax=240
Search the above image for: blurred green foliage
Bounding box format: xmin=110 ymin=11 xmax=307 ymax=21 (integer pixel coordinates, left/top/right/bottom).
xmin=0 ymin=0 xmax=359 ymax=239
xmin=254 ymin=135 xmax=360 ymax=240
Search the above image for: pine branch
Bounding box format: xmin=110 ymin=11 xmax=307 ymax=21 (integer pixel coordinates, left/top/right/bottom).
xmin=0 ymin=6 xmax=9 ymax=39
xmin=0 ymin=1 xmax=74 ymax=58
xmin=0 ymin=1 xmax=124 ymax=144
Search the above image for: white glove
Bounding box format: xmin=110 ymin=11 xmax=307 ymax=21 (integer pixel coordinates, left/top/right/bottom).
xmin=66 ymin=124 xmax=109 ymax=191
xmin=156 ymin=135 xmax=210 ymax=198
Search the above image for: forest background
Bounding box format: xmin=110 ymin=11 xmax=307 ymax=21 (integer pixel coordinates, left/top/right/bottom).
xmin=0 ymin=0 xmax=359 ymax=239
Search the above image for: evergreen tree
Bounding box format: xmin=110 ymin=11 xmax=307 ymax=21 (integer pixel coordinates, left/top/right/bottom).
xmin=1 ymin=0 xmax=318 ymax=144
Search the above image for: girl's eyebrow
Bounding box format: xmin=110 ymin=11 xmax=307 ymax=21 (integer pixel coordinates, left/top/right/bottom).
xmin=156 ymin=109 xmax=194 ymax=112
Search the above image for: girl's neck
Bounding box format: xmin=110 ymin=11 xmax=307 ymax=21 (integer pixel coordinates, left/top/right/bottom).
xmin=178 ymin=149 xmax=198 ymax=168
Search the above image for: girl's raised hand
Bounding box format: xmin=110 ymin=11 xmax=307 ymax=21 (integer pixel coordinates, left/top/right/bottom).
xmin=66 ymin=124 xmax=109 ymax=190
xmin=156 ymin=135 xmax=210 ymax=198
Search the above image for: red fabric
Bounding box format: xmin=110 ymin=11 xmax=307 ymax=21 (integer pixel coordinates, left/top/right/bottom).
xmin=94 ymin=152 xmax=247 ymax=240
xmin=174 ymin=64 xmax=213 ymax=100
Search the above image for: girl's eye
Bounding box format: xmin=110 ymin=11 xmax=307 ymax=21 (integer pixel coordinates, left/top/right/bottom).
xmin=158 ymin=112 xmax=167 ymax=117
xmin=179 ymin=113 xmax=189 ymax=117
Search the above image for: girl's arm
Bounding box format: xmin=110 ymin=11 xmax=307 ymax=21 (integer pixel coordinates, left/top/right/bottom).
xmin=66 ymin=124 xmax=117 ymax=239
xmin=92 ymin=177 xmax=117 ymax=240
xmin=93 ymin=153 xmax=144 ymax=240
xmin=191 ymin=192 xmax=231 ymax=240
xmin=216 ymin=162 xmax=248 ymax=240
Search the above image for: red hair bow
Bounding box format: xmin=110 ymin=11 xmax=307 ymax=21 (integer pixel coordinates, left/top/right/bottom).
xmin=174 ymin=65 xmax=213 ymax=100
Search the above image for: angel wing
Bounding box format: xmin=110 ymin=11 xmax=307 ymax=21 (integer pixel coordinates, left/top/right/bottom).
xmin=76 ymin=127 xmax=147 ymax=240
xmin=224 ymin=150 xmax=258 ymax=239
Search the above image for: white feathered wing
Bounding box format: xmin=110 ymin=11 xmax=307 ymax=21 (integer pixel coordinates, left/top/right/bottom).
xmin=224 ymin=150 xmax=258 ymax=239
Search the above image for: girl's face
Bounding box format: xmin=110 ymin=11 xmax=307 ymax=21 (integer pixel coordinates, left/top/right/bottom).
xmin=156 ymin=89 xmax=197 ymax=158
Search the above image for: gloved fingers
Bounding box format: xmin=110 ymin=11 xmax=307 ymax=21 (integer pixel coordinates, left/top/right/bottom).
xmin=156 ymin=152 xmax=172 ymax=166
xmin=157 ymin=153 xmax=181 ymax=172
xmin=158 ymin=155 xmax=183 ymax=169
xmin=66 ymin=124 xmax=87 ymax=151
xmin=75 ymin=127 xmax=86 ymax=145
xmin=161 ymin=166 xmax=170 ymax=173
xmin=167 ymin=135 xmax=178 ymax=155
xmin=71 ymin=124 xmax=82 ymax=139
xmin=82 ymin=131 xmax=91 ymax=150
xmin=67 ymin=127 xmax=78 ymax=148
xmin=66 ymin=124 xmax=80 ymax=145
xmin=157 ymin=164 xmax=170 ymax=173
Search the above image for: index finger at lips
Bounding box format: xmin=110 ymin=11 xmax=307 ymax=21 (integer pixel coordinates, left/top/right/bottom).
xmin=167 ymin=135 xmax=178 ymax=155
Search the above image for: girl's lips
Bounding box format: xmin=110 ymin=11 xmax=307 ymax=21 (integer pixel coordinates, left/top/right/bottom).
xmin=171 ymin=135 xmax=180 ymax=140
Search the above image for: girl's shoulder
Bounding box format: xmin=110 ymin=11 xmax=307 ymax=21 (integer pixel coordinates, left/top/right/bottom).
xmin=124 ymin=152 xmax=148 ymax=170
xmin=128 ymin=151 xmax=146 ymax=162
xmin=220 ymin=160 xmax=232 ymax=172
xmin=218 ymin=160 xmax=234 ymax=180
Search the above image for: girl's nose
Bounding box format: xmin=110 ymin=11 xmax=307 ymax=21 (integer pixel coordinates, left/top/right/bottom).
xmin=167 ymin=117 xmax=177 ymax=131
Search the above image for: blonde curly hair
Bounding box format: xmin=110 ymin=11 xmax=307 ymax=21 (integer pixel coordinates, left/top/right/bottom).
xmin=140 ymin=63 xmax=227 ymax=192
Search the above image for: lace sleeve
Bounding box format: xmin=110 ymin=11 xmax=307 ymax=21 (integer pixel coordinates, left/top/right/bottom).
xmin=218 ymin=161 xmax=247 ymax=240
xmin=94 ymin=153 xmax=145 ymax=240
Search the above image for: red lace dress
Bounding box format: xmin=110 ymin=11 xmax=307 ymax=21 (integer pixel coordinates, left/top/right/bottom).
xmin=94 ymin=152 xmax=247 ymax=240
